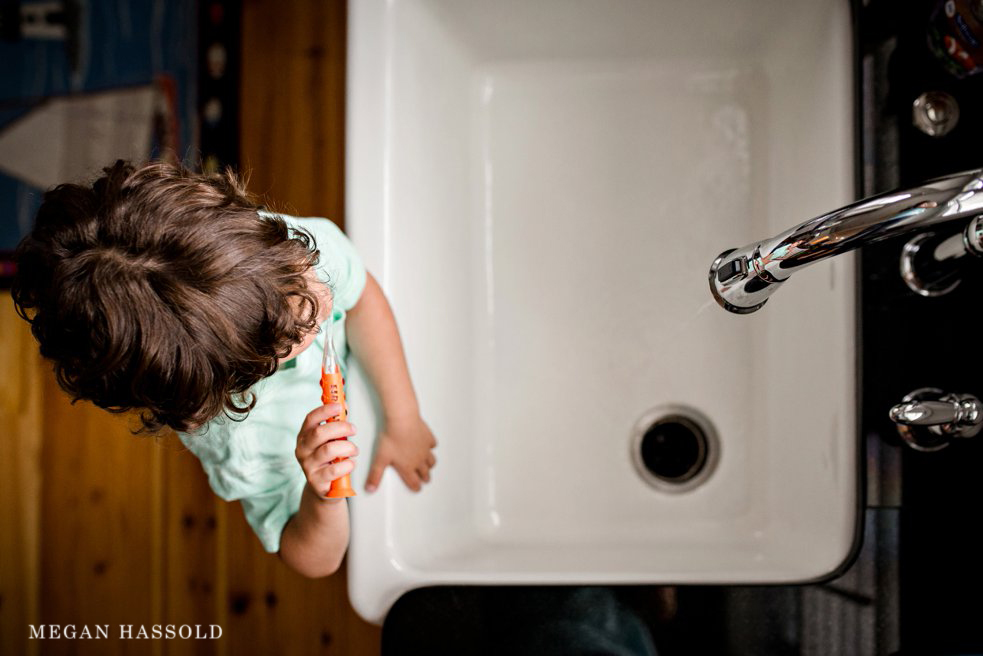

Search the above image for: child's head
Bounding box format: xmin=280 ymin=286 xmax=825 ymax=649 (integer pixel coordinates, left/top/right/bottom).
xmin=12 ymin=160 xmax=322 ymax=433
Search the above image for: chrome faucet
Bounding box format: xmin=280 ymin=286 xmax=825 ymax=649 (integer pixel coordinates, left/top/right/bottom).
xmin=890 ymin=388 xmax=983 ymax=451
xmin=709 ymin=169 xmax=983 ymax=313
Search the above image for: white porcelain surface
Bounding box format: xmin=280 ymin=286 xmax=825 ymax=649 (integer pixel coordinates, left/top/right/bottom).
xmin=345 ymin=0 xmax=857 ymax=625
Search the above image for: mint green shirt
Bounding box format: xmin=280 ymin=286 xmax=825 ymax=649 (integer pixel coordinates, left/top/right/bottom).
xmin=178 ymin=214 xmax=366 ymax=553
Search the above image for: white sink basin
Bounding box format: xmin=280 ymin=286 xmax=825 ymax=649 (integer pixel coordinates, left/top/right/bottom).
xmin=345 ymin=0 xmax=858 ymax=624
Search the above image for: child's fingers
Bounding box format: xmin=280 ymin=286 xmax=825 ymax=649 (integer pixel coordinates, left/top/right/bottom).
xmin=395 ymin=462 xmax=422 ymax=492
xmin=308 ymin=439 xmax=359 ymax=469
xmin=300 ymin=403 xmax=345 ymax=433
xmin=308 ymin=458 xmax=356 ymax=493
xmin=296 ymin=420 xmax=356 ymax=457
xmin=310 ymin=420 xmax=357 ymax=447
xmin=364 ymin=458 xmax=388 ymax=494
xmin=416 ymin=452 xmax=434 ymax=483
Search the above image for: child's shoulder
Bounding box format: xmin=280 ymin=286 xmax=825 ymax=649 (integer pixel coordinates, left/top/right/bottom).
xmin=262 ymin=213 xmax=366 ymax=310
xmin=259 ymin=211 xmax=342 ymax=234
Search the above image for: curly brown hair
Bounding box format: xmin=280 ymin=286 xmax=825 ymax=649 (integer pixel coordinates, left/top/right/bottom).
xmin=12 ymin=160 xmax=321 ymax=433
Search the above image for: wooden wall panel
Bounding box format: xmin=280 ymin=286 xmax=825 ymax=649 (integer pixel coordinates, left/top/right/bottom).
xmin=160 ymin=440 xmax=224 ymax=656
xmin=240 ymin=0 xmax=348 ymax=225
xmin=224 ymin=514 xmax=378 ymax=655
xmin=39 ymin=368 xmax=162 ymax=655
xmin=0 ymin=294 xmax=42 ymax=656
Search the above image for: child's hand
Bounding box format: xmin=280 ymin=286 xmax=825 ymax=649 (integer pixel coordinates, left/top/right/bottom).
xmin=365 ymin=415 xmax=437 ymax=493
xmin=295 ymin=403 xmax=359 ymax=499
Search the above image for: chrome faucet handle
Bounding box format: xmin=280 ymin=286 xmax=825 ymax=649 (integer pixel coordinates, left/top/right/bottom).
xmin=889 ymin=387 xmax=983 ymax=451
xmin=898 ymin=212 xmax=983 ymax=297
xmin=890 ymin=399 xmax=962 ymax=426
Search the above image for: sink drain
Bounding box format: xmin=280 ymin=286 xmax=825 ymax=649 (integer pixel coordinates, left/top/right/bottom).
xmin=631 ymin=405 xmax=719 ymax=493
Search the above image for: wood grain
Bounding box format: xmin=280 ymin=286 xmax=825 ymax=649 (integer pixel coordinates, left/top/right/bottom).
xmin=161 ymin=438 xmax=223 ymax=656
xmin=241 ymin=0 xmax=348 ymax=226
xmin=0 ymin=294 xmax=43 ymax=656
xmin=39 ymin=365 xmax=162 ymax=655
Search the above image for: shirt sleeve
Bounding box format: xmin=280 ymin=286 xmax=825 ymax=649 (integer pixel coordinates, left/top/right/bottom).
xmin=177 ymin=396 xmax=309 ymax=554
xmin=238 ymin=474 xmax=307 ymax=554
xmin=290 ymin=216 xmax=367 ymax=313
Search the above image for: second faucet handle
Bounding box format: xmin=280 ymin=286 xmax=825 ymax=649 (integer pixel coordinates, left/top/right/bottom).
xmin=889 ymin=388 xmax=983 ymax=451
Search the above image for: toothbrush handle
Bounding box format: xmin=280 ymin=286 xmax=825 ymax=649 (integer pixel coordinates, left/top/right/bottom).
xmin=320 ymin=370 xmax=355 ymax=498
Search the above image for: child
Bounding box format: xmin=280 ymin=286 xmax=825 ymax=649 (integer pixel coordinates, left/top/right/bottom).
xmin=11 ymin=160 xmax=437 ymax=578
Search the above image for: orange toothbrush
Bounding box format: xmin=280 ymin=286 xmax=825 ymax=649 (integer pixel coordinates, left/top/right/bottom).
xmin=320 ymin=319 xmax=355 ymax=498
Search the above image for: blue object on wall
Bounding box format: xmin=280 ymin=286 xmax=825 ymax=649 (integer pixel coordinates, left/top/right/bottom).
xmin=0 ymin=0 xmax=198 ymax=280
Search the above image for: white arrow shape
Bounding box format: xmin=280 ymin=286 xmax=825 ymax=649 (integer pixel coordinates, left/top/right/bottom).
xmin=0 ymin=85 xmax=157 ymax=190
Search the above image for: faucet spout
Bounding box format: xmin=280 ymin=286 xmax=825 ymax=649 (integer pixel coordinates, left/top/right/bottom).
xmin=709 ymin=169 xmax=983 ymax=313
